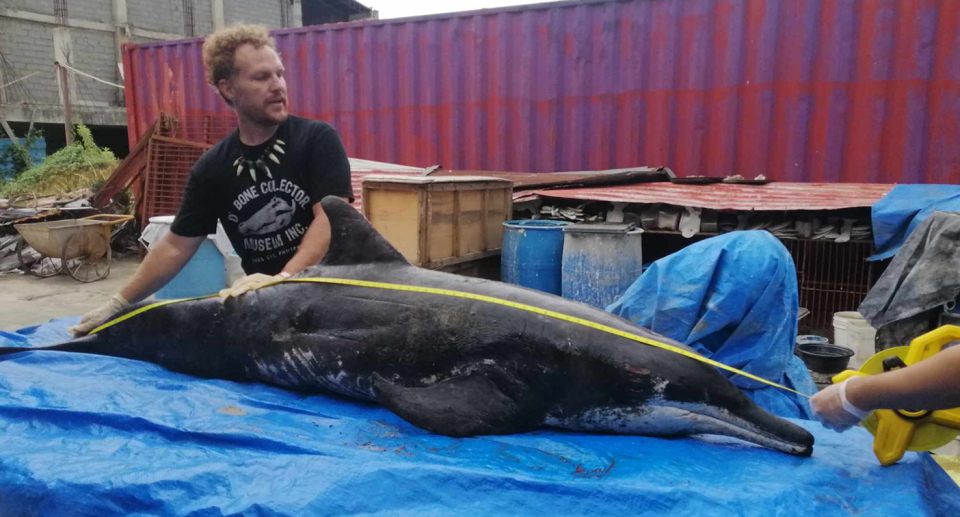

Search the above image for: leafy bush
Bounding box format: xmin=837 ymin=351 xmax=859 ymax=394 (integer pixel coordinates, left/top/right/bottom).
xmin=0 ymin=125 xmax=118 ymax=198
xmin=0 ymin=128 xmax=43 ymax=179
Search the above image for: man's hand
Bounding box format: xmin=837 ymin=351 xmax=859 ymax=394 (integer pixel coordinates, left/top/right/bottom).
xmin=68 ymin=294 xmax=130 ymax=337
xmin=810 ymin=377 xmax=871 ymax=432
xmin=218 ymin=272 xmax=289 ymax=301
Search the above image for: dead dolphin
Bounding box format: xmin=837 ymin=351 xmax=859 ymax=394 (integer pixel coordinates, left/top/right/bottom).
xmin=0 ymin=197 xmax=813 ymax=456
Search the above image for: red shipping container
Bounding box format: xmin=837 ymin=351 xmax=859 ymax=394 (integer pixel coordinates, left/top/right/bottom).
xmin=123 ymin=0 xmax=960 ymax=183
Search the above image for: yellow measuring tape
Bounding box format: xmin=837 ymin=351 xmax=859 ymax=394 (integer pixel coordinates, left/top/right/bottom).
xmin=91 ymin=277 xmax=807 ymax=398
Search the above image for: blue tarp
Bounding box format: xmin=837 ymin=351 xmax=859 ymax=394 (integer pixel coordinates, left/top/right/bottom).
xmin=607 ymin=231 xmax=817 ymax=420
xmin=1 ymin=319 xmax=959 ymax=516
xmin=0 ymin=137 xmax=46 ymax=178
xmin=869 ymin=184 xmax=960 ymax=261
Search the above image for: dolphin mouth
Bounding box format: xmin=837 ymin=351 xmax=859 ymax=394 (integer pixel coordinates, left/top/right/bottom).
xmin=546 ymin=402 xmax=813 ymax=457
xmin=675 ymin=406 xmax=813 ymax=456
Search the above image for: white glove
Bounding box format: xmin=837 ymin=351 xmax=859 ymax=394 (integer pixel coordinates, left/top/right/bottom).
xmin=68 ymin=294 xmax=130 ymax=337
xmin=810 ymin=377 xmax=871 ymax=432
xmin=218 ymin=272 xmax=289 ymax=301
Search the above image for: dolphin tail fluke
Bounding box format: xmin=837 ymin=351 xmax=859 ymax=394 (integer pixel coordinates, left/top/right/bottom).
xmin=372 ymin=373 xmax=540 ymax=437
xmin=0 ymin=347 xmax=31 ymax=357
xmin=0 ymin=335 xmax=103 ymax=359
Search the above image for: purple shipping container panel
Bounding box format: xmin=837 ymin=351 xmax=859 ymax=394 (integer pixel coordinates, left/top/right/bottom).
xmin=123 ymin=0 xmax=960 ymax=183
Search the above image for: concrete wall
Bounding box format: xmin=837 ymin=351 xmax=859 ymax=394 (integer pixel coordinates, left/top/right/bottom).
xmin=72 ymin=29 xmax=122 ymax=106
xmin=0 ymin=20 xmax=119 ymax=109
xmin=127 ymin=0 xmax=187 ymax=35
xmin=4 ymin=1 xmax=55 ymax=16
xmin=0 ymin=18 xmax=59 ymax=106
xmin=224 ymin=1 xmax=283 ymax=28
xmin=192 ymin=0 xmax=214 ymax=37
xmin=1 ymin=0 xmax=291 ymax=125
xmin=68 ymin=0 xmax=115 ymax=25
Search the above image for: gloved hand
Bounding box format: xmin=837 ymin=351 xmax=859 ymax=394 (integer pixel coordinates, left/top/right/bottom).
xmin=810 ymin=377 xmax=871 ymax=432
xmin=68 ymin=294 xmax=130 ymax=337
xmin=219 ymin=272 xmax=289 ymax=301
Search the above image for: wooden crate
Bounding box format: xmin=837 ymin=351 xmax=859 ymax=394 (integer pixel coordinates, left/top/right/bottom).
xmin=361 ymin=175 xmax=513 ymax=268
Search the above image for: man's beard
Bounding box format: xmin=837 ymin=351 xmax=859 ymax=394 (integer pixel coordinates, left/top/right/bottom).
xmin=238 ymin=100 xmax=288 ymax=128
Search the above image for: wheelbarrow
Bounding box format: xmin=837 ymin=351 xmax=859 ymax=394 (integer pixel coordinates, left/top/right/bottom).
xmin=13 ymin=214 xmax=134 ymax=282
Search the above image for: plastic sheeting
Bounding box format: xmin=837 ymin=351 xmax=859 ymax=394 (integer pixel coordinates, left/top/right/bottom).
xmin=607 ymin=231 xmax=817 ymax=420
xmin=1 ymin=319 xmax=960 ymax=516
xmin=870 ymin=185 xmax=960 ymax=261
xmin=860 ymin=211 xmax=960 ymax=328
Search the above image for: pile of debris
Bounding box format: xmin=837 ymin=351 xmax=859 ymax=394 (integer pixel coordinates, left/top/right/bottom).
xmin=528 ymin=199 xmax=873 ymax=243
xmin=0 ymin=188 xmax=137 ymax=275
xmin=0 ymin=233 xmax=34 ymax=272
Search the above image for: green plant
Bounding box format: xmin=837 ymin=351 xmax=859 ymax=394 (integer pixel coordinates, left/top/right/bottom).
xmin=0 ymin=125 xmax=118 ymax=198
xmin=0 ymin=128 xmax=43 ymax=178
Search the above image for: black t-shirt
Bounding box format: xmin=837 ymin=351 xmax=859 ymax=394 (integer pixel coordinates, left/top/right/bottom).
xmin=170 ymin=116 xmax=354 ymax=275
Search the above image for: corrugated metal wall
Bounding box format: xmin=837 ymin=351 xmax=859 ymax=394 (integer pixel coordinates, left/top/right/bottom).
xmin=123 ymin=0 xmax=960 ymax=183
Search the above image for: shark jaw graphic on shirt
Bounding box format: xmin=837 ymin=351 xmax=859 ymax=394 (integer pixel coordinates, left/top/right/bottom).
xmin=238 ymin=196 xmax=296 ymax=236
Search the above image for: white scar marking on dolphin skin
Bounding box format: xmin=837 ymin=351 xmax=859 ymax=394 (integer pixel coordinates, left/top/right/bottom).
xmin=292 ymin=348 xmax=318 ymax=378
xmin=323 ymin=371 xmax=350 ymax=393
xmin=283 ymin=351 xmax=307 ymax=382
xmin=483 ymin=359 xmax=496 ymax=365
xmin=652 ymin=378 xmax=669 ymax=397
xmin=277 ymin=354 xmax=301 ymax=386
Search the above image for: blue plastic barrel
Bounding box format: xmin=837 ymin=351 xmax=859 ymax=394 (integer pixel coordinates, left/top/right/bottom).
xmin=501 ymin=220 xmax=570 ymax=295
xmin=155 ymin=239 xmax=227 ymax=300
xmin=561 ymin=223 xmax=643 ymax=308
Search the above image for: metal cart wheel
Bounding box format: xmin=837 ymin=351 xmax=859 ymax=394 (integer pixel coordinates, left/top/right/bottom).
xmin=16 ymin=236 xmax=61 ymax=278
xmin=62 ymin=229 xmax=111 ymax=283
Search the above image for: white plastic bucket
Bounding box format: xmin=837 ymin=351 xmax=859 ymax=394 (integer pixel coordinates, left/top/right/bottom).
xmin=833 ymin=311 xmax=877 ymax=369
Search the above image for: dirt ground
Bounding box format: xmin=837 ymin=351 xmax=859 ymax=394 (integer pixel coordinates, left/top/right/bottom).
xmin=0 ymin=257 xmax=140 ymax=331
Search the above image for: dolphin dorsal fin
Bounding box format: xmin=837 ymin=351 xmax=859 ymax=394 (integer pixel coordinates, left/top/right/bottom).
xmin=319 ymin=196 xmax=409 ymax=266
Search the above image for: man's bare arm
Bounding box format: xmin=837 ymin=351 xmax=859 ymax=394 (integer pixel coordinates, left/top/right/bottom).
xmin=119 ymin=232 xmax=206 ymax=303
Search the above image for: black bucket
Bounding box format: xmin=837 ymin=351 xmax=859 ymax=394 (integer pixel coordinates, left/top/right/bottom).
xmin=796 ymin=343 xmax=855 ymax=374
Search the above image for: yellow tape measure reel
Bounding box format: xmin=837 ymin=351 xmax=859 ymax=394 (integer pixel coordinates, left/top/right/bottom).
xmin=833 ymin=325 xmax=960 ymax=466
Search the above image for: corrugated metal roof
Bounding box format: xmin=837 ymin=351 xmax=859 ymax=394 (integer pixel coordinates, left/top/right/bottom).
xmin=518 ymin=182 xmax=894 ymax=211
xmin=123 ymin=0 xmax=960 ymax=184
xmin=429 ymin=166 xmax=670 ymax=189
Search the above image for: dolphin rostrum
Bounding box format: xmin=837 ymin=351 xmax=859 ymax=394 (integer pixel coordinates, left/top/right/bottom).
xmin=0 ymin=197 xmax=813 ymax=456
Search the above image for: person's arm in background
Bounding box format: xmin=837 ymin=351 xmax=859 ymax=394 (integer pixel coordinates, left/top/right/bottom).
xmin=810 ymin=344 xmax=960 ymax=431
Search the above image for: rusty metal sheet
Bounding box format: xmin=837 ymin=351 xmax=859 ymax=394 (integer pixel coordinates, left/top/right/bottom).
xmin=521 ymin=182 xmax=895 ymax=211
xmin=430 ymin=167 xmax=672 ymax=190
xmin=122 ymin=0 xmax=960 ymax=184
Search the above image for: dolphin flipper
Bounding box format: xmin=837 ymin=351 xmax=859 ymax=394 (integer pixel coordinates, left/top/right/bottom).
xmin=372 ymin=373 xmax=538 ymax=437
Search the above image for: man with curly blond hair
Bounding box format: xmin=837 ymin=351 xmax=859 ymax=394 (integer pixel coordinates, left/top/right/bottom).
xmin=70 ymin=23 xmax=353 ymax=336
